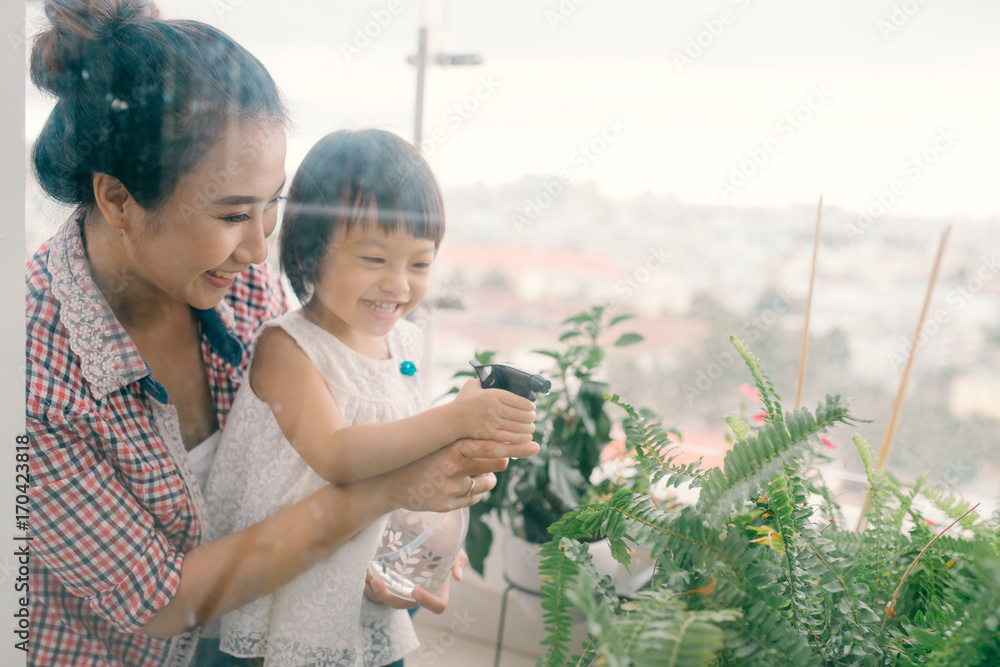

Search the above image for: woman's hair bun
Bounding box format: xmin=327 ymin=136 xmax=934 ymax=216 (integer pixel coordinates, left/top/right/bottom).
xmin=31 ymin=0 xmax=161 ymax=95
xmin=31 ymin=0 xmax=285 ymax=210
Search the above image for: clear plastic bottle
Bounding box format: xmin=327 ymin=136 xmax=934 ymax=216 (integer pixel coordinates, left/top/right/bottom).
xmin=369 ymin=506 xmax=470 ymax=600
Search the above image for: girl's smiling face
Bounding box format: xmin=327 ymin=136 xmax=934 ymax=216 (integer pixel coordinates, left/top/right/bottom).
xmin=120 ymin=123 xmax=287 ymax=310
xmin=305 ymin=223 xmax=437 ymax=356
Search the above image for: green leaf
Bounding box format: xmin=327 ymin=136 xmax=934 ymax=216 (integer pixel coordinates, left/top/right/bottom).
xmin=724 ymin=414 xmax=750 ymax=441
xmin=464 ymin=519 xmax=492 ymax=576
xmin=911 ymin=626 xmax=948 ymax=651
xmin=614 ymin=332 xmax=644 ymax=347
xmin=609 ymin=313 xmax=636 ymax=327
xmin=548 ymin=458 xmax=586 ymax=509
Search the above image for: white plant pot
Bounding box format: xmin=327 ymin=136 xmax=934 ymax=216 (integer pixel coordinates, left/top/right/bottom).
xmin=502 ymin=532 xmax=624 ymax=593
xmin=502 ymin=531 xmax=628 ymax=621
xmin=502 ymin=531 xmax=546 ymax=592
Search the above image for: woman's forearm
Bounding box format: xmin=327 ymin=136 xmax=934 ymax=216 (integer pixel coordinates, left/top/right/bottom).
xmin=141 ymin=481 xmax=394 ymax=638
xmin=142 ymin=437 xmax=539 ymax=638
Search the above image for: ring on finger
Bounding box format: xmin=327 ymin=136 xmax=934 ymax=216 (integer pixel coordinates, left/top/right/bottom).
xmin=464 ymin=478 xmax=476 ymax=497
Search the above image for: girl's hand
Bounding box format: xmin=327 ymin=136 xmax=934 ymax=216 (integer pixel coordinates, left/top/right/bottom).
xmin=364 ymin=569 xmax=419 ymax=610
xmin=410 ymin=548 xmax=468 ymax=614
xmin=363 ymin=550 xmax=469 ymax=614
xmin=454 ymin=378 xmax=537 ymax=444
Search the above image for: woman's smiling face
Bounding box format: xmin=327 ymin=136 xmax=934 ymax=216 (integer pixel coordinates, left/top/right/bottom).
xmin=121 ymin=123 xmax=287 ymax=310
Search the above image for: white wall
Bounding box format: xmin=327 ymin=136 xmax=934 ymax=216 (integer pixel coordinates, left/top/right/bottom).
xmin=1 ymin=1 xmax=27 ymax=664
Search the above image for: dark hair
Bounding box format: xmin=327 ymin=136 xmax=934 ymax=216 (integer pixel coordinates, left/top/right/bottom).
xmin=30 ymin=0 xmax=286 ymax=211
xmin=280 ymin=129 xmax=445 ymax=304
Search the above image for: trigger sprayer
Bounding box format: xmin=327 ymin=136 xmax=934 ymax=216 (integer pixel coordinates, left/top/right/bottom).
xmin=469 ymin=361 xmax=551 ymax=401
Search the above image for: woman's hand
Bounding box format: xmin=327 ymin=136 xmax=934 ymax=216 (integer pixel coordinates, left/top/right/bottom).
xmin=364 ymin=550 xmax=469 ymax=614
xmin=383 ymin=438 xmax=540 ymax=512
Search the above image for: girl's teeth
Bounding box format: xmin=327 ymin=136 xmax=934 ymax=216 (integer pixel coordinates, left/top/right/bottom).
xmin=369 ymin=301 xmax=397 ymax=313
xmin=208 ymin=270 xmax=237 ymax=279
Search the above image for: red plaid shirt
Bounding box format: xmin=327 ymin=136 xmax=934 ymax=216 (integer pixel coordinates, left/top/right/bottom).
xmin=26 ymin=215 xmax=287 ymax=666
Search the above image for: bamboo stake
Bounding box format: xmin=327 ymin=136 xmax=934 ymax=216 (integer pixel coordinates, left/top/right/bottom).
xmin=876 ymin=225 xmax=951 ymax=471
xmin=795 ymin=195 xmax=823 ymax=409
xmin=856 ymin=225 xmax=951 ymax=532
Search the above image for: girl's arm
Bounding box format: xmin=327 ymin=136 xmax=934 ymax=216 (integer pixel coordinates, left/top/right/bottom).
xmin=249 ymin=325 xmax=536 ymax=484
xmin=143 ymin=435 xmax=540 ymax=637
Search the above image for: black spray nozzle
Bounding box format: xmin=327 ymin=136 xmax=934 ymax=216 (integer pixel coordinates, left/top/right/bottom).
xmin=470 ymin=361 xmax=551 ymax=402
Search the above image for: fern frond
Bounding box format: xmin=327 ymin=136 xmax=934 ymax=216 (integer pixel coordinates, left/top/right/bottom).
xmin=731 ymin=335 xmax=786 ymax=433
xmin=890 ymin=472 xmax=928 ymax=532
xmin=607 ymin=392 xmax=704 ymax=490
xmin=906 ymin=545 xmax=1000 ymax=667
xmin=697 ymin=397 xmax=852 ymax=525
xmin=922 ymin=483 xmax=988 ymax=533
xmin=538 ymin=537 xmax=582 ymax=666
xmin=568 ymin=573 xmax=738 ymax=667
xmin=853 ymin=433 xmax=891 ymax=529
xmin=715 ymin=597 xmax=824 ymax=667
xmin=798 ymin=526 xmax=884 ymax=663
xmin=724 ymin=414 xmax=750 ymax=441
xmin=624 ymin=594 xmax=736 ymax=667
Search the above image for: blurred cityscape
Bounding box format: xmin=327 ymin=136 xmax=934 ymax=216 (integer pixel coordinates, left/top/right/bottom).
xmin=418 ymin=177 xmax=1000 ymax=518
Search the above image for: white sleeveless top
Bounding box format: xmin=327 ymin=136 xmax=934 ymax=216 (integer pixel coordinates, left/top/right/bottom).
xmin=203 ymin=310 xmax=424 ymax=667
xmin=188 ymin=430 xmax=221 ymax=494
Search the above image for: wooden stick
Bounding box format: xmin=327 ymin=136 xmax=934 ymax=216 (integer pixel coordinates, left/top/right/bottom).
xmin=795 ymin=195 xmax=823 ymax=409
xmin=881 ymin=503 xmax=980 ymax=632
xmin=857 ymin=226 xmax=951 ymax=532
xmin=875 ymin=225 xmax=951 ymax=471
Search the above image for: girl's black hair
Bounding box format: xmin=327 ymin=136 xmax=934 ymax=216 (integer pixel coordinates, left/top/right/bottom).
xmin=280 ymin=129 xmax=445 ymax=304
xmin=30 ymin=0 xmax=286 ymax=212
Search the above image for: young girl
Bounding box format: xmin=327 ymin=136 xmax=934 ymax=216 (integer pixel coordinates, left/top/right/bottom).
xmin=203 ymin=129 xmax=537 ymax=666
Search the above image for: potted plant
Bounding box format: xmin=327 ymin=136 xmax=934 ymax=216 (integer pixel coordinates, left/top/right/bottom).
xmin=452 ymin=304 xmax=644 ymax=578
xmin=536 ymin=336 xmax=1000 ymax=666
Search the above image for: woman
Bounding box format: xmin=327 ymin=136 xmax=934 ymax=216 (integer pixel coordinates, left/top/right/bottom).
xmin=25 ymin=1 xmax=536 ymax=665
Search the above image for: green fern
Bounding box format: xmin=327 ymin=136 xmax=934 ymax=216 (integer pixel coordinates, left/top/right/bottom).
xmin=921 ymin=483 xmax=989 ymax=533
xmin=534 ymin=335 xmax=999 ymax=667
xmin=607 ymin=392 xmax=704 ymax=491
xmin=724 ymin=414 xmax=750 ymax=441
xmin=538 ymin=535 xmax=582 ymax=666
xmin=730 ymin=335 xmax=785 ymax=433
xmin=697 ymin=397 xmax=853 ymax=525
xmin=889 ymin=472 xmax=928 ymax=533
xmin=899 ymin=545 xmax=1000 ymax=666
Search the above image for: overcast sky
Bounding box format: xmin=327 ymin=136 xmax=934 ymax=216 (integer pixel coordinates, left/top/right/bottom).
xmin=25 ymin=0 xmax=1000 ymax=219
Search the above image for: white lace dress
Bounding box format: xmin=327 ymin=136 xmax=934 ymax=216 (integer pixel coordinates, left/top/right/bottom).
xmin=204 ymin=310 xmax=424 ymax=667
